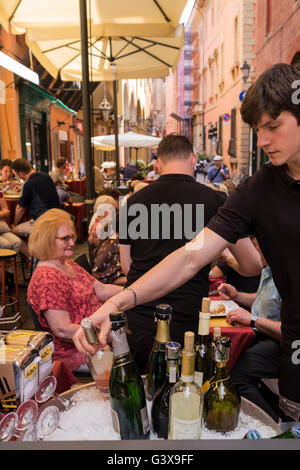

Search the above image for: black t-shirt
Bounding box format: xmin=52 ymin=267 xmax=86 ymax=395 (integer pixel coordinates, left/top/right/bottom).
xmin=119 ymin=174 xmax=226 ymax=344
xmin=207 ymin=162 xmax=300 ymax=402
xmin=20 ymin=172 xmax=60 ymax=219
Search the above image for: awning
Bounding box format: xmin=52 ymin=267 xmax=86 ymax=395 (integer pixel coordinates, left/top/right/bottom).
xmin=27 ymin=82 xmax=77 ymax=115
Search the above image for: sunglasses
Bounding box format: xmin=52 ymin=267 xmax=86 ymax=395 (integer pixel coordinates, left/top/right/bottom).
xmin=56 ymin=235 xmax=76 ymax=243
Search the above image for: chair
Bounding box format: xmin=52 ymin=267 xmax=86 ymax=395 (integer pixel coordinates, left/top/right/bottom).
xmin=73 ymin=253 xmax=92 ymax=275
xmin=27 ymin=302 xmax=43 ymax=331
xmin=0 ymin=248 xmax=19 ymax=310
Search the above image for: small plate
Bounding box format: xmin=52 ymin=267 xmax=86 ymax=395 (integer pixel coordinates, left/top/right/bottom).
xmin=209 ymin=300 xmax=239 ymax=317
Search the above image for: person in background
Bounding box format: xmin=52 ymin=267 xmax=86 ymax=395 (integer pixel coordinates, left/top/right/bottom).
xmin=49 ymin=157 xmax=67 ymax=183
xmin=217 ymin=241 xmax=282 ymax=421
xmin=0 ymin=159 xmax=21 ymax=192
xmin=122 ymin=161 xmax=137 ymax=181
xmin=117 ymin=134 xmax=227 ymax=373
xmin=12 ymin=158 xmax=60 ymax=257
xmin=206 ymin=155 xmax=230 ymax=184
xmin=203 ymin=158 xmax=211 ymax=178
xmin=27 ymin=209 xmax=122 ymax=373
xmin=54 ymin=178 xmax=72 ymax=206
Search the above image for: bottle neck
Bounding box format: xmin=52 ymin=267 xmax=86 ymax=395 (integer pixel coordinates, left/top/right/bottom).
xmin=198 ymin=317 xmax=210 ymax=336
xmin=155 ymin=319 xmax=170 ymax=344
xmin=215 ymin=361 xmax=229 ymax=380
xmin=181 ymin=351 xmax=195 ymax=383
xmin=112 ymin=326 xmax=130 ymax=358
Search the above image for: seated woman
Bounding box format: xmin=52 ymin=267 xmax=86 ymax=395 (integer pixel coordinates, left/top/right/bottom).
xmin=27 ymin=208 xmax=122 ymax=373
xmin=0 ymin=159 xmax=21 ymax=192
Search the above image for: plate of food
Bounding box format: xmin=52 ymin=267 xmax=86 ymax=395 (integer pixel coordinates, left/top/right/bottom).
xmin=209 ymin=300 xmax=239 ymax=317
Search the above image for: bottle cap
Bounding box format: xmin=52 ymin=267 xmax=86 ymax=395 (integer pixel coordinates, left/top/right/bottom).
xmin=165 ymin=341 xmax=181 ymax=360
xmin=155 ymin=304 xmax=172 ymax=321
xmin=214 ymin=336 xmax=231 ymax=362
xmin=109 ymin=312 xmax=126 ymax=330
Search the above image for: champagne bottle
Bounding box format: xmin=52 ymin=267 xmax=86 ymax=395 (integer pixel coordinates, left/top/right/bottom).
xmin=194 ymin=297 xmax=214 ymax=388
xmin=151 ymin=341 xmax=181 ymax=439
xmin=80 ymin=318 xmax=113 ymax=390
xmin=244 ymin=425 xmax=300 ymax=439
xmin=109 ymin=312 xmax=150 ymax=440
xmin=145 ymin=304 xmax=171 ymax=401
xmin=168 ymin=331 xmax=203 ymax=440
xmin=204 ymin=336 xmax=241 ymax=432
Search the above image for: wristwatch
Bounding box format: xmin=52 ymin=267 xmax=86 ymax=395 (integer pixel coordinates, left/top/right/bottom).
xmin=250 ymin=314 xmax=258 ymax=328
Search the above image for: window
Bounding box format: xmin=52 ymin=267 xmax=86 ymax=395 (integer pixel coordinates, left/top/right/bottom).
xmin=266 ymin=0 xmax=272 ymax=35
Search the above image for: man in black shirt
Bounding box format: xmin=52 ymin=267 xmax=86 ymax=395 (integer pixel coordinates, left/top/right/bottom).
xmin=119 ymin=134 xmax=227 ymax=372
xmin=12 ymin=158 xmax=60 ymax=257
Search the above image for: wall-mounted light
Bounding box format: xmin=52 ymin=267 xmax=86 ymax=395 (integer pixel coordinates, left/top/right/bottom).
xmin=0 ymin=51 xmax=39 ymax=85
xmin=241 ymin=60 xmax=250 ymax=83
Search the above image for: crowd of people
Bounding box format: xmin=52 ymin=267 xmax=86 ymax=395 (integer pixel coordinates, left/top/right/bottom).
xmin=0 ymin=62 xmax=299 ymax=425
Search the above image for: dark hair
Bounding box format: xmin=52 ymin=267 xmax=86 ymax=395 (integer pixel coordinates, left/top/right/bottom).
xmin=12 ymin=158 xmax=32 ymax=174
xmin=157 ymin=134 xmax=194 ymax=163
xmin=0 ymin=159 xmax=13 ymax=170
xmin=56 ymin=157 xmax=67 ymax=168
xmin=241 ymin=63 xmax=300 ymax=127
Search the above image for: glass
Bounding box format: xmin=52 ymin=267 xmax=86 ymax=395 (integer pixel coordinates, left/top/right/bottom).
xmin=35 ymin=375 xmax=70 ymax=409
xmin=36 ymin=406 xmax=60 ymax=439
xmin=56 ymin=234 xmax=76 ymax=243
xmin=16 ymin=400 xmax=38 ymax=431
xmin=0 ymin=412 xmax=19 ymax=441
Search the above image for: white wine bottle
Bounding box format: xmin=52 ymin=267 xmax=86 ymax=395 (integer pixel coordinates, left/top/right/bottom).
xmin=168 ymin=331 xmax=203 ymax=440
xmin=109 ymin=312 xmax=150 ymax=440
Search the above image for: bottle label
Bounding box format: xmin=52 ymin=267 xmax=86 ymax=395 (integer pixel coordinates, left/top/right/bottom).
xmin=141 ymin=406 xmax=150 ymax=435
xmin=172 ymin=416 xmax=201 ymax=440
xmin=112 ymin=353 xmax=133 ymax=369
xmin=194 ymin=371 xmax=203 ymax=388
xmin=169 ymin=365 xmax=177 ymax=383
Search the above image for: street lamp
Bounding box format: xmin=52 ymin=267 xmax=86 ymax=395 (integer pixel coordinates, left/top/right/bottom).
xmin=241 ymin=60 xmax=250 ymax=83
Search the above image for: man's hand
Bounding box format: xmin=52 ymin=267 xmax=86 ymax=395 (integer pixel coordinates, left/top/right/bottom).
xmin=218 ymin=282 xmax=239 ymax=300
xmin=226 ymin=307 xmax=251 ymax=326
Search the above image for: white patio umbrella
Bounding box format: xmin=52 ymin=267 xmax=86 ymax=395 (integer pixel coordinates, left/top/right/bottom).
xmin=1 ymin=0 xmax=186 ymax=199
xmin=92 ymin=131 xmax=161 ymax=148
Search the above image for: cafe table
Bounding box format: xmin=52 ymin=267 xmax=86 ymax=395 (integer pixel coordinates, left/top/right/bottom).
xmin=4 ymin=195 xmax=20 ymax=226
xmin=65 ymin=179 xmax=86 ymax=197
xmin=64 ymin=202 xmax=87 ymax=242
xmin=209 ymin=293 xmax=256 ymax=372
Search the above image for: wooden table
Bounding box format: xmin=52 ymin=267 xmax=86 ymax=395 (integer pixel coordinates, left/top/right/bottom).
xmin=4 ymin=196 xmax=20 ymax=226
xmin=65 ymin=179 xmax=86 ymax=197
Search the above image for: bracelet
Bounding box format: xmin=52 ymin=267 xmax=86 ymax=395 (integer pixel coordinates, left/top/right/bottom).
xmin=106 ymin=299 xmax=121 ymax=311
xmin=123 ymin=287 xmax=137 ymax=307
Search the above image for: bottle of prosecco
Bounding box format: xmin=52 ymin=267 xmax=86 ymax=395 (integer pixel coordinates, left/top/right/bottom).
xmin=151 ymin=341 xmax=181 ymax=439
xmin=194 ymin=297 xmax=214 ymax=388
xmin=109 ymin=312 xmax=150 ymax=439
xmin=145 ymin=304 xmax=171 ymax=401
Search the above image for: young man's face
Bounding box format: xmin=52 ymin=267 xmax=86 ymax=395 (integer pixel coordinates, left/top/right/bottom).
xmin=255 ymin=111 xmax=300 ymax=167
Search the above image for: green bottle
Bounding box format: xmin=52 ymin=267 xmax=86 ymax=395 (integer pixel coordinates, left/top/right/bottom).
xmin=145 ymin=304 xmax=171 ymax=401
xmin=271 ymin=425 xmax=300 ymax=439
xmin=243 ymin=429 xmax=262 ymax=439
xmin=109 ymin=312 xmax=150 ymax=440
xmin=204 ymin=336 xmax=241 ymax=432
xmin=151 ymin=341 xmax=181 ymax=439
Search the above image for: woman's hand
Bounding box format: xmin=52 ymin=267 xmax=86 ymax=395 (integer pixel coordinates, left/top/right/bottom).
xmin=226 ymin=307 xmax=251 ymax=326
xmin=72 ymin=300 xmax=116 ymax=353
xmin=217 ymin=282 xmax=239 ymax=300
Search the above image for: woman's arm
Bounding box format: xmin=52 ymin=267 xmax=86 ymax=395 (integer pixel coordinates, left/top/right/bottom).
xmin=93 ymin=280 xmax=122 ymax=301
xmin=43 ymin=309 xmax=81 ymax=341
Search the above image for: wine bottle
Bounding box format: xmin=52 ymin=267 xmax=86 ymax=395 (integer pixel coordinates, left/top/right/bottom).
xmin=244 ymin=425 xmax=300 ymax=439
xmin=145 ymin=304 xmax=171 ymax=401
xmin=151 ymin=341 xmax=181 ymax=439
xmin=108 ymin=312 xmax=150 ymax=440
xmin=80 ymin=318 xmax=113 ymax=390
xmin=204 ymin=336 xmax=241 ymax=432
xmin=168 ymin=331 xmax=203 ymax=440
xmin=194 ymin=297 xmax=214 ymax=388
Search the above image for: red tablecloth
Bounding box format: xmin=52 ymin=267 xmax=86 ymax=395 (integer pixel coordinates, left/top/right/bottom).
xmin=4 ymin=197 xmax=31 ymax=226
xmin=209 ymin=294 xmax=256 ymax=372
xmin=64 ymin=202 xmax=87 ymax=241
xmin=52 ymin=361 xmax=79 ymax=394
xmin=65 ymin=179 xmax=86 ymax=196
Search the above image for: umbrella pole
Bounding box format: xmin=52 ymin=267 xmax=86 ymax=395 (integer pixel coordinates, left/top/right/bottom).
xmin=112 ymin=78 xmax=120 ymax=186
xmin=79 ymin=0 xmax=95 ymax=236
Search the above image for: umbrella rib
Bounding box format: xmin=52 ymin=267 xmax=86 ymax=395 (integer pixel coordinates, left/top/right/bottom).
xmin=134 ymin=36 xmax=180 ymax=51
xmin=119 ymin=37 xmax=174 ymax=67
xmin=43 ymin=39 xmax=81 ymax=54
xmin=152 ymin=0 xmax=171 ymax=22
xmin=8 ymin=0 xmax=23 ymax=22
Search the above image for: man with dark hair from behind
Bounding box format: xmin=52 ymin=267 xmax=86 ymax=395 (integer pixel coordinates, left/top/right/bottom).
xmin=119 ymin=133 xmax=227 ymax=373
xmin=12 ymin=158 xmax=60 ymax=257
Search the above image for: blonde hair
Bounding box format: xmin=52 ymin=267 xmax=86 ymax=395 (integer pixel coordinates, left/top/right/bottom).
xmin=28 ymin=209 xmax=76 ymax=260
xmin=133 ymin=182 xmax=148 ymax=193
xmin=94 ymin=195 xmax=117 ymax=213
